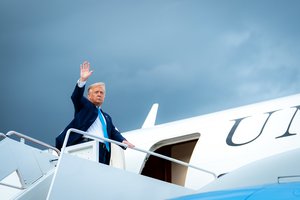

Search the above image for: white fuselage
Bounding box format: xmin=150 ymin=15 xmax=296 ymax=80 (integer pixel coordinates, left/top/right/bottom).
xmin=123 ymin=94 xmax=300 ymax=189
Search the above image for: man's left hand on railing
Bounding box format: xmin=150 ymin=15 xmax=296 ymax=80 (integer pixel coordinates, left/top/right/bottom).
xmin=122 ymin=140 xmax=135 ymax=148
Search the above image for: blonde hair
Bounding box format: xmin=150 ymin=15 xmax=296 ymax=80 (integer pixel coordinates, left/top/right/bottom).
xmin=88 ymin=82 xmax=106 ymax=94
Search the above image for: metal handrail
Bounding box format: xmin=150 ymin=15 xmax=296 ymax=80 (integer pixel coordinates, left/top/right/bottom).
xmin=0 ymin=182 xmax=24 ymax=190
xmin=63 ymin=128 xmax=217 ymax=179
xmin=6 ymin=131 xmax=60 ymax=156
xmin=0 ymin=132 xmax=6 ymax=139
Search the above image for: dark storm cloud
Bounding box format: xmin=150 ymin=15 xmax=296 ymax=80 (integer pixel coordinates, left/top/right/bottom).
xmin=1 ymin=0 xmax=300 ymax=146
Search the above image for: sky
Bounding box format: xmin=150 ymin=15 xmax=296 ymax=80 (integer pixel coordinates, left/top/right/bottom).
xmin=1 ymin=0 xmax=300 ymax=146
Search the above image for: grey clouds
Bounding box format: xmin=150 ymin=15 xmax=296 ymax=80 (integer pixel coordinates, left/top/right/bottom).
xmin=1 ymin=0 xmax=300 ymax=145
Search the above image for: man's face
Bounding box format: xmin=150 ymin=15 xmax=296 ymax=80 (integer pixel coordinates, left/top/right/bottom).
xmin=88 ymin=85 xmax=105 ymax=106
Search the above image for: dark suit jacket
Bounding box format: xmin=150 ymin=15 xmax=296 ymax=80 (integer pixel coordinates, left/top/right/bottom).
xmin=55 ymin=83 xmax=126 ymax=153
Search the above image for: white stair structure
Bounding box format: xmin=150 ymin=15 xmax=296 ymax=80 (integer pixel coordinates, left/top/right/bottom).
xmin=0 ymin=131 xmax=59 ymax=200
xmin=0 ymin=130 xmax=195 ymax=200
xmin=47 ymin=128 xmax=195 ymax=199
xmin=1 ymin=127 xmax=300 ymax=199
xmin=47 ymin=152 xmax=193 ymax=199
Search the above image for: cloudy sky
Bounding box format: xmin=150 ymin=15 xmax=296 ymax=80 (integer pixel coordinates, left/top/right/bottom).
xmin=1 ymin=0 xmax=300 ymax=146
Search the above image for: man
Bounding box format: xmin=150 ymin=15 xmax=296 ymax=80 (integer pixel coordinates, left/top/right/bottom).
xmin=56 ymin=61 xmax=134 ymax=164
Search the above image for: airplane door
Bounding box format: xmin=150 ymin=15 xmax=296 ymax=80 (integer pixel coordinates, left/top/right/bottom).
xmin=141 ymin=133 xmax=199 ymax=186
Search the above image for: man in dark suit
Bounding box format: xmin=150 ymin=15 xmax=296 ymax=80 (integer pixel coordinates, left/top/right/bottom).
xmin=56 ymin=61 xmax=134 ymax=164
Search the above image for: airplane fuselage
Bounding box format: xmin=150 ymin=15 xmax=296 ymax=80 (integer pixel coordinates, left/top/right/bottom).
xmin=123 ymin=94 xmax=300 ymax=189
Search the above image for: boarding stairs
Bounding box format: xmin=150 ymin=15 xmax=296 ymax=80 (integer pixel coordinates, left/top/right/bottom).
xmin=0 ymin=129 xmax=216 ymax=200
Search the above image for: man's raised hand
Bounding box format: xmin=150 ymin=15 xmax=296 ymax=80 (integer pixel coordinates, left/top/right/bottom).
xmin=80 ymin=61 xmax=93 ymax=82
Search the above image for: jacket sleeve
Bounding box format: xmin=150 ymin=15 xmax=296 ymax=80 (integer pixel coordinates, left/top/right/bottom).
xmin=71 ymin=83 xmax=85 ymax=115
xmin=104 ymin=113 xmax=127 ymax=149
xmin=111 ymin=125 xmax=127 ymax=150
xmin=55 ymin=83 xmax=87 ymax=150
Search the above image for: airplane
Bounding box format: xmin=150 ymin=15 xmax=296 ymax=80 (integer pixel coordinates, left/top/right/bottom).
xmin=1 ymin=93 xmax=300 ymax=199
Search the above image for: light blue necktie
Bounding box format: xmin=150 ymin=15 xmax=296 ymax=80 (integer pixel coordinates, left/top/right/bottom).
xmin=98 ymin=108 xmax=110 ymax=152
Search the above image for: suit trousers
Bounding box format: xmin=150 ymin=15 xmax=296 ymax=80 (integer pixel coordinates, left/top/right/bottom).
xmin=99 ymin=142 xmax=110 ymax=165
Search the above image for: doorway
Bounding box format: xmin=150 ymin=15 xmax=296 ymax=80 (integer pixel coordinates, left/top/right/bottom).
xmin=141 ymin=133 xmax=200 ymax=186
